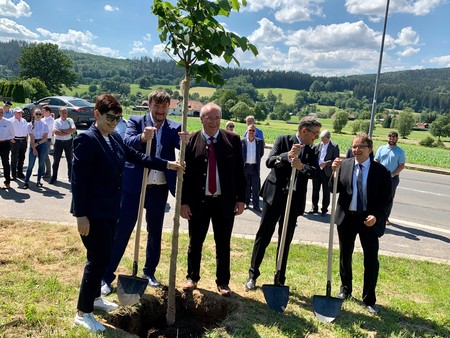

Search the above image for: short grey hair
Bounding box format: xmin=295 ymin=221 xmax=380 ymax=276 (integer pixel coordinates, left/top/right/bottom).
xmin=200 ymin=102 xmax=222 ymax=117
xmin=320 ymin=130 xmax=331 ymax=139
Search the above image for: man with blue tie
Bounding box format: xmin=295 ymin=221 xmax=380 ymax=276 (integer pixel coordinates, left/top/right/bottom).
xmin=101 ymin=89 xmax=188 ymax=294
xmin=331 ymin=133 xmax=392 ymax=315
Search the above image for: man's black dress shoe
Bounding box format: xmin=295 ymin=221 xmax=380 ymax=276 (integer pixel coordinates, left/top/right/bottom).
xmin=245 ymin=278 xmax=256 ymax=291
xmin=336 ymin=291 xmax=351 ymax=300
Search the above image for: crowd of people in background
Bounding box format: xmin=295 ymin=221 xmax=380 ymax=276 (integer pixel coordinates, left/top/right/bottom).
xmin=0 ymin=95 xmax=403 ymax=332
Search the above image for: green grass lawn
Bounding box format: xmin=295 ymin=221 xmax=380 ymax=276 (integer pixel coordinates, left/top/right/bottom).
xmin=0 ymin=219 xmax=448 ymax=337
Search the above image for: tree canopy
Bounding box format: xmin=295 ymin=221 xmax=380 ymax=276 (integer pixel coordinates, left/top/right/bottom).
xmin=17 ymin=43 xmax=77 ymax=94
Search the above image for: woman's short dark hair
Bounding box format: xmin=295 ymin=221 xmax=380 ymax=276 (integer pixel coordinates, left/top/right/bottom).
xmin=95 ymin=94 xmax=122 ymax=115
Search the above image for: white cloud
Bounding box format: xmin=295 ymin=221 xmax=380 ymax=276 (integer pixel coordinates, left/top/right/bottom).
xmin=245 ymin=0 xmax=325 ymax=23
xmin=430 ymin=55 xmax=450 ymax=67
xmin=143 ymin=33 xmax=152 ymax=42
xmin=104 ymin=4 xmax=119 ymax=12
xmin=129 ymin=41 xmax=147 ymax=55
xmin=0 ymin=18 xmax=38 ymax=41
xmin=151 ymin=43 xmax=171 ymax=59
xmin=36 ymin=28 xmax=121 ymax=57
xmin=395 ymin=27 xmax=419 ymax=46
xmin=0 ymin=0 xmax=31 ymax=18
xmin=345 ymin=0 xmax=446 ymax=17
xmin=248 ymin=18 xmax=285 ymax=45
xmin=397 ymin=47 xmax=420 ymax=57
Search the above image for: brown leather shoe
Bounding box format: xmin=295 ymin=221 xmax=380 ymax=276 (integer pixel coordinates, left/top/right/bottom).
xmin=217 ymin=284 xmax=231 ymax=297
xmin=183 ymin=279 xmax=197 ymax=290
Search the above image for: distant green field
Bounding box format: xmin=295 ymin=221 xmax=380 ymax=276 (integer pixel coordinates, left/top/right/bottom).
xmin=257 ymin=88 xmax=298 ymax=104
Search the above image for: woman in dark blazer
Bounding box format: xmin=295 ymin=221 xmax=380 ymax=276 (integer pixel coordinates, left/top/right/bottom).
xmin=71 ymin=94 xmax=182 ymax=333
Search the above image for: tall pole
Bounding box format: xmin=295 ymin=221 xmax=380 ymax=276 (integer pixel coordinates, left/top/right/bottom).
xmin=369 ymin=0 xmax=390 ymax=138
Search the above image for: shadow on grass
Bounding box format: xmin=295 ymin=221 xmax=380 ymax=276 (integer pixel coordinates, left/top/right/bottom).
xmin=328 ymin=297 xmax=450 ymax=337
xmin=386 ymin=222 xmax=450 ymax=243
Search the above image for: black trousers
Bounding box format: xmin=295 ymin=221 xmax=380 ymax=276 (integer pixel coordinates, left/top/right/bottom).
xmin=186 ymin=196 xmax=235 ymax=286
xmin=77 ymin=218 xmax=115 ymax=313
xmin=0 ymin=141 xmax=11 ymax=184
xmin=244 ymin=164 xmax=261 ymax=207
xmin=10 ymin=139 xmax=27 ymax=177
xmin=249 ymin=190 xmax=300 ymax=285
xmin=52 ymin=139 xmax=73 ymax=181
xmin=312 ymin=169 xmax=331 ymax=213
xmin=337 ymin=213 xmax=379 ymax=306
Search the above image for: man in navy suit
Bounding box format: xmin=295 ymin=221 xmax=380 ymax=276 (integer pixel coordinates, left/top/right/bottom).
xmin=310 ymin=130 xmax=340 ymax=216
xmin=102 ymin=89 xmax=188 ymax=293
xmin=246 ymin=117 xmax=321 ymax=291
xmin=332 ymin=133 xmax=392 ymax=315
xmin=180 ymin=102 xmax=246 ymax=297
xmin=241 ymin=123 xmax=265 ymax=211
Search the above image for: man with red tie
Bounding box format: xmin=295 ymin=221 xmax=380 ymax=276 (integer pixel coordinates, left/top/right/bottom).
xmin=181 ymin=102 xmax=245 ymax=297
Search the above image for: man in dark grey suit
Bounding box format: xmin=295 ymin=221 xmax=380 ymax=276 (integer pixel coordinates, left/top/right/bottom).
xmin=310 ymin=130 xmax=340 ymax=216
xmin=332 ymin=133 xmax=392 ymax=315
xmin=246 ymin=117 xmax=321 ymax=291
xmin=241 ymin=123 xmax=265 ymax=211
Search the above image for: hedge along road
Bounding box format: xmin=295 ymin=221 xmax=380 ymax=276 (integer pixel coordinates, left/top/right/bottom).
xmin=0 ymin=141 xmax=449 ymax=265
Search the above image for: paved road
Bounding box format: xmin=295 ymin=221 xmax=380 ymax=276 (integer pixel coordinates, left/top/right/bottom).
xmin=1 ymin=147 xmax=449 ymax=264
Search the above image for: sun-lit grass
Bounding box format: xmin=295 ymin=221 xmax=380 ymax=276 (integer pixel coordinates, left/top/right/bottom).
xmin=0 ymin=219 xmax=448 ymax=337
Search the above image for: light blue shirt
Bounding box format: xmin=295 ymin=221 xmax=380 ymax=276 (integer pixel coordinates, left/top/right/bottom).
xmin=374 ymin=144 xmax=406 ymax=174
xmin=349 ymin=158 xmax=370 ymax=211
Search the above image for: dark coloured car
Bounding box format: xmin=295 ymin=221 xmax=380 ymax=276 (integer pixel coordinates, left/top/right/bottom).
xmin=21 ymin=96 xmax=95 ymax=125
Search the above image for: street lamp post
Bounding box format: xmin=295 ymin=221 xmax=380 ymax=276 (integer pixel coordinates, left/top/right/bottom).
xmin=369 ymin=0 xmax=390 ymax=138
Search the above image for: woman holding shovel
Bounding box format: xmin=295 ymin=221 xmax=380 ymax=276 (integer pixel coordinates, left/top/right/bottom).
xmin=71 ymin=94 xmax=183 ymax=333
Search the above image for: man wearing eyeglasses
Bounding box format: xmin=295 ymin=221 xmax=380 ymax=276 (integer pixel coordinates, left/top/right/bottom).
xmin=241 ymin=123 xmax=264 ymax=211
xmin=331 ymin=133 xmax=392 ymax=315
xmin=246 ymin=116 xmax=321 ymax=291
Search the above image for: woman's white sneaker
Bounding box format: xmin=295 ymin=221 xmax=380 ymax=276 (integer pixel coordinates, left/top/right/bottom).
xmin=94 ymin=297 xmax=118 ymax=312
xmin=73 ymin=312 xmax=105 ymax=332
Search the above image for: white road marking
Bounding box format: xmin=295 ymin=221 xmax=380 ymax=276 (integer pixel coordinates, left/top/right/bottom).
xmin=399 ymin=187 xmax=450 ymax=197
xmin=390 ymin=218 xmax=450 ymax=235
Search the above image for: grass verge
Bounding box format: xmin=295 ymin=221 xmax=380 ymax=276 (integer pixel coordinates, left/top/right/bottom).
xmin=0 ymin=219 xmax=449 ymax=337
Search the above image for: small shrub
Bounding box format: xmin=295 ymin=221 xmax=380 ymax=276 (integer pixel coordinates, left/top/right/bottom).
xmin=419 ymin=136 xmax=436 ymax=147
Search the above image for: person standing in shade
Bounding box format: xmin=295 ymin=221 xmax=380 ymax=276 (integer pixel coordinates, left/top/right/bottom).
xmin=9 ymin=107 xmax=28 ymax=180
xmin=241 ymin=123 xmax=264 ymax=211
xmin=243 ymin=115 xmax=264 ymax=142
xmin=374 ymin=131 xmax=406 ymax=225
xmin=42 ymin=106 xmax=54 ymax=178
xmin=310 ymin=130 xmax=340 ymax=216
xmin=50 ymin=107 xmax=76 ymax=184
xmin=23 ymin=108 xmax=48 ymax=189
xmin=245 ymin=117 xmax=321 ymax=291
xmin=0 ymin=107 xmax=14 ymax=189
xmin=181 ymin=102 xmax=245 ymax=297
xmin=71 ymin=93 xmax=183 ymax=333
xmin=332 ymin=133 xmax=392 ymax=315
xmin=101 ymin=89 xmax=189 ymax=294
xmin=2 ymin=101 xmax=13 ymax=119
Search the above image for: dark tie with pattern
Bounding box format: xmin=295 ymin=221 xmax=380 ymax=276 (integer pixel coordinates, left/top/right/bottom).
xmin=357 ymin=164 xmax=364 ymax=213
xmin=208 ymin=136 xmax=216 ymax=194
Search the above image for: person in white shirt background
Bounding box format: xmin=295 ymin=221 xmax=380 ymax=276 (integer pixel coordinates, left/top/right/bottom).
xmin=9 ymin=107 xmax=29 ymax=180
xmin=42 ymin=106 xmax=54 ymax=178
xmin=0 ymin=107 xmax=14 ymax=189
xmin=50 ymin=107 xmax=76 ymax=184
xmin=23 ymin=108 xmax=49 ymax=189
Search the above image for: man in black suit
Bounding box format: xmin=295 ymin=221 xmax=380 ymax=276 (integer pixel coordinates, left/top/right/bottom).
xmin=241 ymin=123 xmax=265 ymax=211
xmin=331 ymin=133 xmax=392 ymax=315
xmin=246 ymin=117 xmax=321 ymax=291
xmin=181 ymin=102 xmax=246 ymax=297
xmin=310 ymin=130 xmax=340 ymax=216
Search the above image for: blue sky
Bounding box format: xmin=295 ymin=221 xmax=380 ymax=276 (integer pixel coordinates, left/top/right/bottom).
xmin=1 ymin=0 xmax=450 ymax=77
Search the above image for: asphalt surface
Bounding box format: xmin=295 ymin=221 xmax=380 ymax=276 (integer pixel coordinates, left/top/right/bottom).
xmin=1 ymin=144 xmax=449 ymax=265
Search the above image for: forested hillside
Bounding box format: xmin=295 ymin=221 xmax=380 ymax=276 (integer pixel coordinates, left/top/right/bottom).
xmin=1 ymin=40 xmax=450 ymax=113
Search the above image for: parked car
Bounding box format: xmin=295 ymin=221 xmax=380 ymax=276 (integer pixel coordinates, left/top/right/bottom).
xmin=21 ymin=96 xmax=95 ymax=125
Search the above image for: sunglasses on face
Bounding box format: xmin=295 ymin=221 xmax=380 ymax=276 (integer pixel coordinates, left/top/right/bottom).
xmin=105 ymin=114 xmax=122 ymax=122
xmin=35 ymin=113 xmax=42 ymax=116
